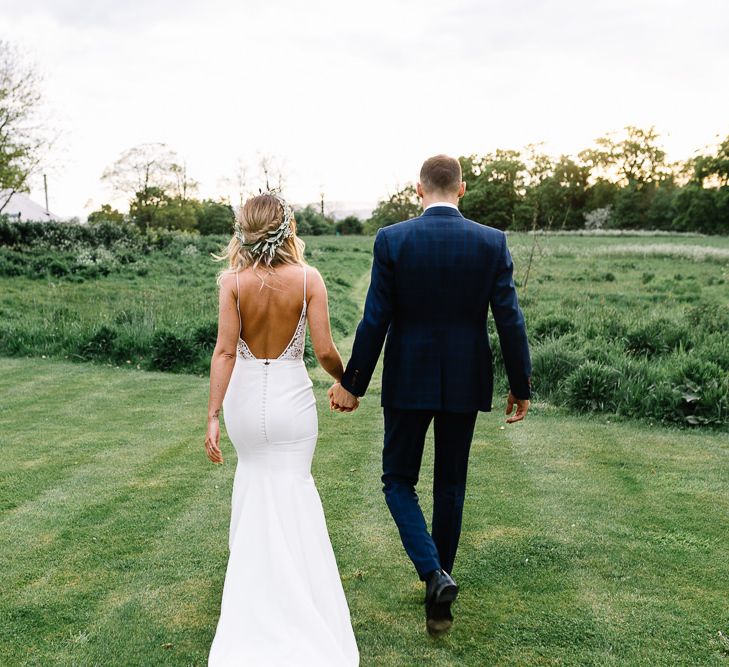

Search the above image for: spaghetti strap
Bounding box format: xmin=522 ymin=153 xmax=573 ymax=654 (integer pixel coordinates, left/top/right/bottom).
xmin=235 ymin=271 xmax=242 ymax=340
xmin=303 ymin=266 xmax=307 ymax=303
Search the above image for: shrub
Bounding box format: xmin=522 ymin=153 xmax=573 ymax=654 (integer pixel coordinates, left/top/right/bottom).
xmin=531 ymin=314 xmax=574 ymax=341
xmin=335 ymin=216 xmax=364 ymax=235
xmin=47 ymin=259 xmax=70 ymax=277
xmin=149 ymin=331 xmax=197 ymax=372
xmin=530 ymin=340 xmax=585 ymax=400
xmin=78 ymin=325 xmax=118 ymax=360
xmin=0 ymin=251 xmax=25 ymax=277
xmin=564 ymin=362 xmax=621 ymax=412
xmin=623 ymin=318 xmax=692 ymax=357
xmin=668 ymin=357 xmax=729 ymax=425
xmin=579 ymin=309 xmax=628 ymax=342
xmin=584 ymin=206 xmax=612 ymax=230
xmin=686 ymin=302 xmax=729 ymax=334
xmin=695 ymin=334 xmax=729 ymax=371
xmin=193 ymin=321 xmax=218 ymax=351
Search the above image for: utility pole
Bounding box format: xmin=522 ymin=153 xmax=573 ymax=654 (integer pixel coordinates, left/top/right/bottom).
xmin=319 ymin=187 xmax=325 ymax=216
xmin=43 ymin=174 xmax=49 ymax=214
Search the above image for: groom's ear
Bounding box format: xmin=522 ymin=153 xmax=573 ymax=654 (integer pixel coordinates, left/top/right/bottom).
xmin=458 ymin=181 xmax=466 ymax=198
xmin=416 ymin=182 xmax=424 ymax=199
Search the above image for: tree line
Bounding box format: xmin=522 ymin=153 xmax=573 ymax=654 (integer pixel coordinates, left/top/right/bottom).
xmin=88 ymin=142 xmax=364 ymax=236
xmin=2 ymin=41 xmax=727 ymax=236
xmin=369 ymin=127 xmax=729 ymax=234
xmin=85 ymin=127 xmax=729 ymax=237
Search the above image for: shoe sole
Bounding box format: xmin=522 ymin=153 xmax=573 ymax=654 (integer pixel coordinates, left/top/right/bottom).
xmin=426 ymin=617 xmax=453 ymax=637
xmin=435 ymin=584 xmax=458 ymax=604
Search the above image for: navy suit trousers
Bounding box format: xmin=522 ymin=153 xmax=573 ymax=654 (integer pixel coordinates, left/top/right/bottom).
xmin=382 ymin=407 xmax=478 ymax=579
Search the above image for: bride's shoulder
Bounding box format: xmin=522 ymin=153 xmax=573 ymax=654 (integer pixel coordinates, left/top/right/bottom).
xmin=302 ymin=262 xmax=321 ymax=279
xmin=217 ymin=269 xmax=238 ymax=290
xmin=304 ymin=264 xmax=326 ymax=292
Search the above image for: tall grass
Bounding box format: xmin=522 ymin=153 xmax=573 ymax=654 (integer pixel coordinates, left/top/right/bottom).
xmin=0 ymin=225 xmax=372 ymax=375
xmin=1 ymin=224 xmax=728 ymax=428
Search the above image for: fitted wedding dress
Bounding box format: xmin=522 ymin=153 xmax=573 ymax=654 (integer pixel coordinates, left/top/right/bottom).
xmin=208 ymin=266 xmax=359 ymax=666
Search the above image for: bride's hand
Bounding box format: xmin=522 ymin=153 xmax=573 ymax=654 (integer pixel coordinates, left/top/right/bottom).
xmin=205 ymin=417 xmax=224 ymax=464
xmin=327 ymin=382 xmax=359 ymax=413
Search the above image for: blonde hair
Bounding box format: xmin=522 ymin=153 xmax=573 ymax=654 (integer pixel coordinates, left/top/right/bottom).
xmin=212 ymin=193 xmax=306 ymax=287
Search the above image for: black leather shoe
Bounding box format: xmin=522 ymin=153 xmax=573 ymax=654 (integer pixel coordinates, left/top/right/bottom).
xmin=424 ymin=569 xmax=458 ymax=636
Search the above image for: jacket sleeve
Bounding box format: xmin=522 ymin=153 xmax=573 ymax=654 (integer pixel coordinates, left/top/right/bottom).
xmin=340 ymin=228 xmax=394 ymax=397
xmin=490 ymin=232 xmax=532 ymax=400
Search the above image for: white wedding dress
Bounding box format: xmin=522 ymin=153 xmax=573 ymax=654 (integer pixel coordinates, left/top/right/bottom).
xmin=208 ymin=266 xmax=359 ymax=666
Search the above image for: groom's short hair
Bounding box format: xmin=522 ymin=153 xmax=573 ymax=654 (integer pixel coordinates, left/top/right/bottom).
xmin=419 ymin=154 xmax=462 ymax=194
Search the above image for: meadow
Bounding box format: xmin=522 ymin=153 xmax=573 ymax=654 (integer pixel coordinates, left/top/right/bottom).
xmin=1 ymin=223 xmax=728 ymax=427
xmin=1 ymin=227 xmax=729 ymax=665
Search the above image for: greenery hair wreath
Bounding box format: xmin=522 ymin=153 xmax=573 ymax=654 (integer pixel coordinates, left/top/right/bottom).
xmin=234 ymin=189 xmax=294 ymax=262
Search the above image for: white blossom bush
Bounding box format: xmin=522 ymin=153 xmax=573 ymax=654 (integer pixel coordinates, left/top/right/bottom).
xmin=584 ymin=206 xmax=613 ymax=231
xmin=181 ymin=243 xmax=199 ymax=257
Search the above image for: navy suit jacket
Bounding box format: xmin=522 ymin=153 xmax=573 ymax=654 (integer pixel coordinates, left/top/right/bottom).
xmin=340 ymin=206 xmax=531 ymax=413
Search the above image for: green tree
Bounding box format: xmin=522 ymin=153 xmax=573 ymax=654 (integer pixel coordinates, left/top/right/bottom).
xmin=87 ymin=204 xmax=125 ymax=225
xmin=525 ymin=155 xmax=591 ymax=229
xmin=128 ymin=186 xmax=170 ymax=232
xmin=645 ymin=183 xmax=677 ymax=230
xmin=580 ymin=126 xmax=670 ymax=188
xmin=459 ymin=151 xmax=528 ymax=230
xmin=366 ymin=185 xmax=421 ymax=232
xmin=335 ymin=215 xmax=363 ymax=235
xmin=0 ymin=41 xmax=51 ymax=213
xmin=672 ymin=184 xmax=722 ymax=234
xmin=153 ymin=197 xmax=199 ymax=232
xmin=691 ymin=135 xmax=729 ymax=187
xmin=197 ymin=199 xmax=234 ymax=235
xmin=585 ymin=178 xmax=620 ymax=212
xmin=293 ymin=205 xmax=334 ymax=235
xmin=102 ymin=143 xmax=194 ymax=230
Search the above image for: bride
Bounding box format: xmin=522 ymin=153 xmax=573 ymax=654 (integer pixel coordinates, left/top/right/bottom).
xmin=204 ymin=192 xmax=360 ymax=666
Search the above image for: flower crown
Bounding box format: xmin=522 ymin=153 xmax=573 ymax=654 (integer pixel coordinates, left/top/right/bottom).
xmin=234 ymin=189 xmax=294 ymax=262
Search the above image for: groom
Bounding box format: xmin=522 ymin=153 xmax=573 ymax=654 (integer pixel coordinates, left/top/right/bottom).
xmin=329 ymin=154 xmax=531 ymax=636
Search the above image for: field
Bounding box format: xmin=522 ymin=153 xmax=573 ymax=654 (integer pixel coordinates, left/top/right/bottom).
xmin=2 ymin=229 xmax=728 ymax=426
xmin=1 ymin=230 xmax=729 ymax=665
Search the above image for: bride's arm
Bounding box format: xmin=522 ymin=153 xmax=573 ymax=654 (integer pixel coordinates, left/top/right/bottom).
xmin=306 ymin=267 xmax=345 ymax=382
xmin=205 ymin=272 xmax=239 ymax=463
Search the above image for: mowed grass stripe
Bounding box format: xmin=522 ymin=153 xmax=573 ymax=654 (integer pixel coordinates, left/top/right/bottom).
xmin=506 ymin=413 xmax=729 ymax=665
xmin=0 ymin=358 xmax=221 ymax=664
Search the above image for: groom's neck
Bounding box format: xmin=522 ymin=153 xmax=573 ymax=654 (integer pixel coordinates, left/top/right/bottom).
xmin=420 ymin=193 xmax=460 ymax=210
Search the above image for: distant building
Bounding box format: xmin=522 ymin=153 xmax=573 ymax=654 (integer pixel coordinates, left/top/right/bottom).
xmin=0 ymin=190 xmax=61 ymax=222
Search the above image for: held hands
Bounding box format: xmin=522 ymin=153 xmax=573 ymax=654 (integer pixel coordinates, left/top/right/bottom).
xmin=205 ymin=416 xmax=224 ymax=464
xmin=505 ymin=390 xmax=530 ymax=424
xmin=328 ymin=382 xmax=360 ymax=413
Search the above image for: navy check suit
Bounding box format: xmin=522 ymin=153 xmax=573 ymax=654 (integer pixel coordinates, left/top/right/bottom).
xmin=340 ymin=205 xmax=531 ymax=579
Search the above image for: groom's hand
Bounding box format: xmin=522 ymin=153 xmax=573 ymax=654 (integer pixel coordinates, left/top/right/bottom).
xmin=505 ymin=391 xmax=530 ymax=424
xmin=328 ymin=382 xmax=359 ymax=413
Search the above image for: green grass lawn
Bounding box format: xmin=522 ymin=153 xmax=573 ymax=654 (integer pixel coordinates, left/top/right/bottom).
xmin=2 ymin=354 xmax=728 ymax=665
xmin=2 ymin=231 xmax=729 ymax=665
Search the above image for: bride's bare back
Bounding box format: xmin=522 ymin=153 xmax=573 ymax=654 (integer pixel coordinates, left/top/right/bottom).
xmin=236 ymin=264 xmax=308 ymax=359
xmin=208 ymin=261 xmax=345 ymax=423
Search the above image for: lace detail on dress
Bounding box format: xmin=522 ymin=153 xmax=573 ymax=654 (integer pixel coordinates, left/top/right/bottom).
xmin=276 ymin=302 xmax=307 ymax=360
xmin=237 ymin=337 xmax=256 ymax=360
xmin=235 ymin=267 xmax=307 ymax=361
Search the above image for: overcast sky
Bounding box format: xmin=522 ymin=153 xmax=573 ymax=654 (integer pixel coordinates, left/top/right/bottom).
xmin=2 ymin=0 xmax=728 ymax=217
